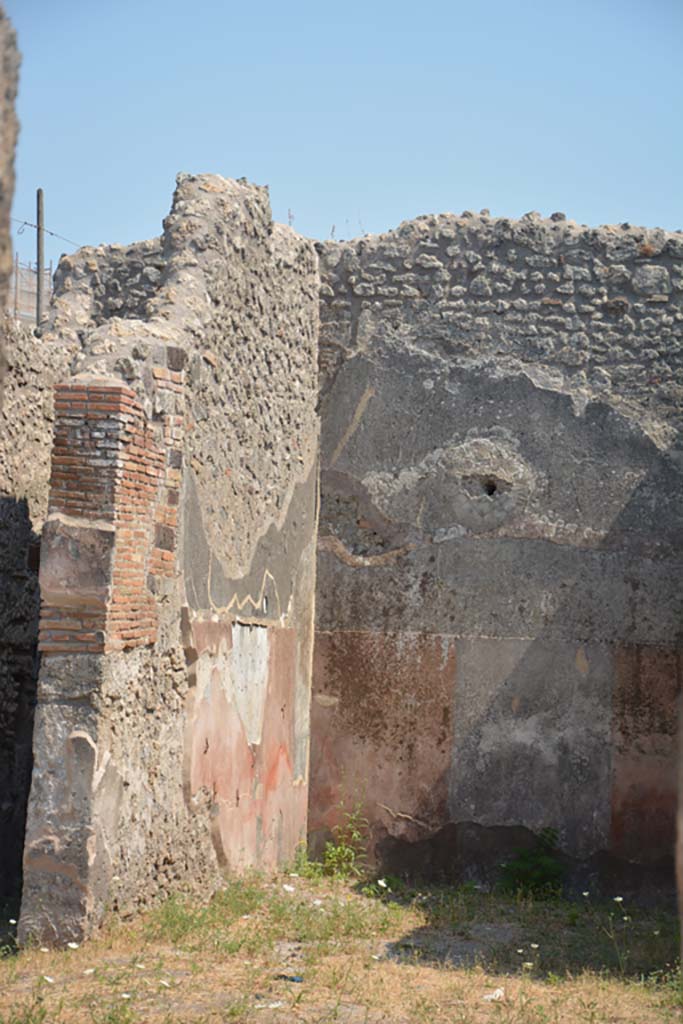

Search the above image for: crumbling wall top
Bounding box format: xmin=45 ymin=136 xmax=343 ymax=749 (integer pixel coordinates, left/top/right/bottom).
xmin=317 ymin=208 xmax=683 ymax=437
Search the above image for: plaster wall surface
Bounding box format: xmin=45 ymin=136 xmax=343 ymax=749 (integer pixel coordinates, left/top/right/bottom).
xmin=17 ymin=175 xmax=319 ymax=943
xmin=310 ymin=210 xmax=683 ymax=889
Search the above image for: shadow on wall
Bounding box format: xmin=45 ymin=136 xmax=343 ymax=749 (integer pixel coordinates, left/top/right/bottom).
xmin=0 ymin=496 xmax=40 ymax=911
xmin=379 ymin=422 xmax=683 ymax=900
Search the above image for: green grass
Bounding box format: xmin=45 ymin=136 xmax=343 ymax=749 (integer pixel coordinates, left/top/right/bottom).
xmin=0 ymin=872 xmax=679 ymax=1023
xmin=144 ymin=872 xmax=401 ymax=959
xmin=144 ymin=875 xmax=265 ymax=947
xmin=0 ymin=997 xmax=49 ymax=1024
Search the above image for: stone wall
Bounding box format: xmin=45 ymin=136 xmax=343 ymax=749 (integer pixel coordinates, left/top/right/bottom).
xmin=47 ymin=239 xmax=166 ymax=334
xmin=0 ymin=321 xmax=72 ymax=904
xmin=309 ymin=210 xmax=683 ymax=892
xmin=18 ymin=175 xmax=319 ymax=943
xmin=0 ymin=4 xmax=18 ymax=311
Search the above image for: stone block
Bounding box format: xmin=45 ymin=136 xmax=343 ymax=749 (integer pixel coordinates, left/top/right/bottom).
xmin=39 ymin=518 xmax=115 ymax=611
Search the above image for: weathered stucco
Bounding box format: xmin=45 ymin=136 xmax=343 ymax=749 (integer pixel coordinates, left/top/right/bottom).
xmin=310 ymin=210 xmax=683 ymax=890
xmin=16 ymin=175 xmax=319 ymax=943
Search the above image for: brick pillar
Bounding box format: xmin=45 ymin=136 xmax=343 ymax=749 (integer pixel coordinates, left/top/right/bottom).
xmin=38 ymin=380 xmax=164 ymax=654
xmin=19 ymin=374 xmax=183 ymax=944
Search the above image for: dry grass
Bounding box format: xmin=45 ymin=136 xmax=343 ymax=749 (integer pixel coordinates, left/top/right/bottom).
xmin=0 ymin=873 xmax=680 ymax=1024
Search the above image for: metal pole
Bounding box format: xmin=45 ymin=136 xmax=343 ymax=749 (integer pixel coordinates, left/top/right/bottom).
xmin=36 ymin=188 xmax=44 ymax=327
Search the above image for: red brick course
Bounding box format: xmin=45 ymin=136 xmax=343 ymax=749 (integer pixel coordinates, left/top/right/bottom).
xmin=39 ymin=369 xmax=185 ymax=655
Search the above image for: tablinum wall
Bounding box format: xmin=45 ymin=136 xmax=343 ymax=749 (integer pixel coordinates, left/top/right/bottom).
xmin=309 ymin=211 xmax=683 ymax=888
xmin=2 ymin=183 xmax=683 ymax=942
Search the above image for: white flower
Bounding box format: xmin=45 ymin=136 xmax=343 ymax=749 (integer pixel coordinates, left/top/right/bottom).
xmin=613 ymin=896 xmax=623 ymax=903
xmin=377 ymin=879 xmax=388 ymax=888
xmin=42 ymin=976 xmax=55 ymax=984
xmin=67 ymin=942 xmax=79 ymax=949
xmin=282 ymin=884 xmax=295 ymax=893
xmin=39 ymin=947 xmax=49 ymax=953
xmin=530 ymin=943 xmax=539 ymax=949
xmin=523 ymin=962 xmax=534 ymax=969
xmin=623 ymin=916 xmax=630 ymax=922
xmin=653 ymin=930 xmax=660 ymax=936
xmin=8 ymin=918 xmax=16 ymax=925
xmin=483 ymin=987 xmax=505 ymax=1002
xmin=83 ymin=969 xmax=95 ymax=975
xmin=517 ymin=949 xmax=524 ymax=954
xmin=121 ymin=994 xmax=131 ymax=1000
xmin=582 ymin=891 xmax=589 ymax=897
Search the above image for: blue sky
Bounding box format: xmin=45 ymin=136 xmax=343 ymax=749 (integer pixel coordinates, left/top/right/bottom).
xmin=6 ymin=0 xmax=683 ymax=269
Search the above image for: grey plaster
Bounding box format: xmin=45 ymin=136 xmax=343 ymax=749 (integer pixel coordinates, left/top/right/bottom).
xmin=449 ymin=638 xmax=613 ymax=857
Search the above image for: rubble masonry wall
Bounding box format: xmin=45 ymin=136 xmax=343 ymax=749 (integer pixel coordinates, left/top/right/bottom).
xmin=16 ymin=175 xmax=319 ymax=943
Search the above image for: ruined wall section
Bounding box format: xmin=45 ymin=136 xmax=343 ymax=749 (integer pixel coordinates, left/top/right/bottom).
xmin=170 ymin=180 xmax=320 ymax=873
xmin=47 ymin=239 xmax=166 ymax=337
xmin=318 ymin=211 xmax=683 ymax=429
xmin=19 ymin=175 xmax=319 ymax=943
xmin=183 ymin=216 xmax=318 ymax=583
xmin=311 ymin=211 xmax=683 ymax=887
xmin=0 ymin=321 xmax=75 ymax=522
xmin=0 ymin=4 xmax=19 ymax=309
xmin=0 ymin=322 xmax=73 ymax=903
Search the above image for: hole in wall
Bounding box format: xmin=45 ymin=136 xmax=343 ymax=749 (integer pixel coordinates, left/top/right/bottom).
xmin=26 ymin=541 xmax=41 ymax=574
xmin=482 ymin=478 xmax=498 ymax=497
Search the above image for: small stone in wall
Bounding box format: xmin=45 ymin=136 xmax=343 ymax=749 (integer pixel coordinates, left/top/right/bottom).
xmin=470 ymin=276 xmax=492 ymax=298
xmin=632 ymin=265 xmax=671 ymax=296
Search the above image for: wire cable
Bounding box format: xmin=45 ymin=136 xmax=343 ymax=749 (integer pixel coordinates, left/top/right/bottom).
xmin=11 ymin=216 xmax=82 ymax=250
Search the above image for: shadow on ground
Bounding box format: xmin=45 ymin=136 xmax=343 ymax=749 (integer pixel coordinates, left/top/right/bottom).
xmin=361 ymin=878 xmax=679 ymax=980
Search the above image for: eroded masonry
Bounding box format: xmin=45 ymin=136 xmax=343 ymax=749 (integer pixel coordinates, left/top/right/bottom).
xmin=1 ymin=175 xmax=682 ymax=942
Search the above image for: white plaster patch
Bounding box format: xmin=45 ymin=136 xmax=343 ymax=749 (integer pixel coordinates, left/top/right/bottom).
xmin=230 ymin=623 xmax=271 ymax=746
xmin=362 ymin=433 xmax=537 ymax=534
xmin=314 ymin=693 xmax=339 ymax=708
